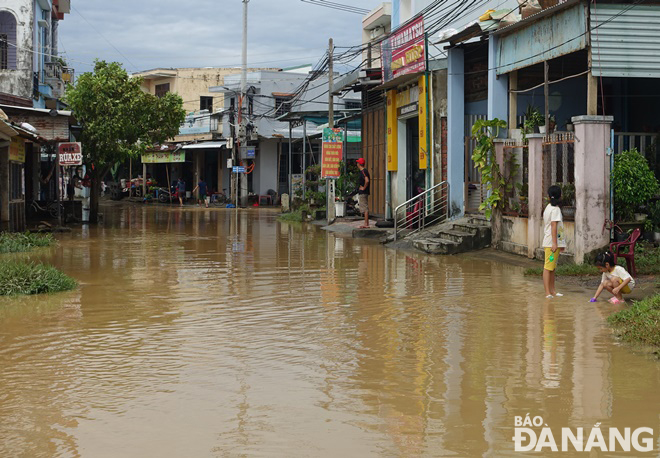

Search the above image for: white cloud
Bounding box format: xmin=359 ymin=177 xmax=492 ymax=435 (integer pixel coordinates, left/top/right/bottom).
xmin=58 ymin=0 xmax=383 ymax=74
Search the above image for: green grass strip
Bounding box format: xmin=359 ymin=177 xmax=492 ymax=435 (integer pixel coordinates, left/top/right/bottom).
xmin=278 ymin=210 xmax=304 ymax=223
xmin=608 ymin=294 xmax=660 ymax=349
xmin=524 ymin=243 xmax=660 ymax=276
xmin=0 ymin=261 xmax=77 ymax=296
xmin=0 ymin=232 xmax=55 ymax=254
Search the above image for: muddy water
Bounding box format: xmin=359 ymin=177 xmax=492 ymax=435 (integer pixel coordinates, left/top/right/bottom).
xmin=0 ymin=204 xmax=658 ymax=457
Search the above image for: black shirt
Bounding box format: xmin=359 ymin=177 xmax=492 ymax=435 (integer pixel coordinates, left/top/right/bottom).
xmin=358 ymin=169 xmax=370 ymax=195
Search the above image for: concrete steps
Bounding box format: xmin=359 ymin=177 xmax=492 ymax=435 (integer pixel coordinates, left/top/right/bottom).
xmin=413 ymin=217 xmax=492 ymax=255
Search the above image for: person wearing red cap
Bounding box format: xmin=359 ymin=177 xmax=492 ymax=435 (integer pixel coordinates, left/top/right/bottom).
xmin=356 ymin=158 xmax=370 ymax=228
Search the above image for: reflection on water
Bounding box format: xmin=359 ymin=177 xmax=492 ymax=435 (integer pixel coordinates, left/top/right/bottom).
xmin=0 ymin=204 xmax=658 ymax=457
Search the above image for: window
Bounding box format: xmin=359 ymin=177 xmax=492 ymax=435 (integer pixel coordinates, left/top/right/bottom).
xmin=0 ymin=11 xmax=17 ymax=70
xmin=0 ymin=34 xmax=7 ymax=69
xmin=200 ymin=96 xmax=213 ymax=112
xmin=275 ymin=96 xmax=292 ymax=117
xmin=155 ymin=83 xmax=170 ymax=98
xmin=344 ymin=100 xmax=361 ymax=110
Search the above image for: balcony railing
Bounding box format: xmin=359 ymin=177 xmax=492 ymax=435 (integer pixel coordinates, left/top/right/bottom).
xmin=44 ymin=61 xmax=62 ymax=80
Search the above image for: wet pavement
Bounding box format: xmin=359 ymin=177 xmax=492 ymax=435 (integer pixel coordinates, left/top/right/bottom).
xmin=0 ymin=203 xmax=658 ymax=457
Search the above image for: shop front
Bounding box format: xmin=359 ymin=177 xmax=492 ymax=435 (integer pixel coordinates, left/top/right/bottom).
xmin=381 ymin=15 xmax=432 ymax=215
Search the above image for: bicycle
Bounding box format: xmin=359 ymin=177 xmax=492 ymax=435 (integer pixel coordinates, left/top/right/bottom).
xmin=211 ymin=189 xmax=231 ymax=206
xmin=30 ymin=200 xmax=64 ymax=219
xmin=603 ymin=219 xmax=628 ymax=242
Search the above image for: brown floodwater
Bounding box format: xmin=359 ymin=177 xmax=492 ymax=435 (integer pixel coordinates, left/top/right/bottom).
xmin=0 ymin=204 xmax=658 ymax=457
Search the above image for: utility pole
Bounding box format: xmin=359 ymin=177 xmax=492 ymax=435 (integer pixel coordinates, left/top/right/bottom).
xmin=326 ymin=38 xmax=336 ymax=222
xmin=544 ymin=61 xmax=549 ymax=135
xmin=238 ymin=0 xmax=249 ymax=209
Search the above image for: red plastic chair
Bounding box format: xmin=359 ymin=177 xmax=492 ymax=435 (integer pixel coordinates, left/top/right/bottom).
xmin=609 ymin=228 xmax=641 ymax=277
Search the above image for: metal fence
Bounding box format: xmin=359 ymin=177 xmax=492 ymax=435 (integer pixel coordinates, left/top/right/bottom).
xmin=503 ymin=141 xmax=529 ymax=217
xmin=613 ymin=132 xmax=657 ymax=155
xmin=542 ymin=133 xmax=576 ymax=221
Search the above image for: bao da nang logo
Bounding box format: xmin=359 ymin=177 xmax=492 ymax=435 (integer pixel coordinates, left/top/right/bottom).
xmin=512 ymin=414 xmax=655 ymax=452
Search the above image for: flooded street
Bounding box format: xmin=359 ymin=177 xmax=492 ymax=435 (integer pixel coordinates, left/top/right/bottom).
xmin=0 ymin=204 xmax=658 ymax=457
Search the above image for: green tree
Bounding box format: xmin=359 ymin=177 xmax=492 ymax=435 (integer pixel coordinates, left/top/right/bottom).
xmin=612 ymin=148 xmax=659 ymax=221
xmin=64 ymin=60 xmax=185 ymax=222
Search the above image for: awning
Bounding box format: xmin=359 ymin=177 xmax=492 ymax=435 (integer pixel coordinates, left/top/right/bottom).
xmin=182 ymin=141 xmax=227 ymax=150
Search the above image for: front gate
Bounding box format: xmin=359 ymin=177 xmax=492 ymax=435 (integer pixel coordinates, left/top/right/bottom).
xmin=542 ymin=133 xmax=575 ymax=221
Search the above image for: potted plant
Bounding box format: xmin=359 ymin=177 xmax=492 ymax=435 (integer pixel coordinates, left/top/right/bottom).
xmin=612 ymin=148 xmax=659 ymax=229
xmin=646 ymin=199 xmax=660 ymax=242
xmin=523 ymin=106 xmax=544 ymax=135
xmin=335 ymin=160 xmax=358 ymax=218
xmin=548 ymin=114 xmax=556 ymax=133
xmin=565 ymin=118 xmax=574 ymax=132
xmin=559 ymin=182 xmax=576 ymax=220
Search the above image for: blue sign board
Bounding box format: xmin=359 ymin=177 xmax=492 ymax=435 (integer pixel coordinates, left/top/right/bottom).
xmin=247 ymin=147 xmax=256 ymax=158
xmin=233 ymin=166 xmax=246 ymax=173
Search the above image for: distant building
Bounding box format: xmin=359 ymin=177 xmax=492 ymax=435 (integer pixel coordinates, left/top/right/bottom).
xmin=210 ymin=68 xmax=361 ymax=198
xmin=0 ymin=0 xmax=72 ymax=109
xmin=133 ymin=66 xmax=279 ymax=198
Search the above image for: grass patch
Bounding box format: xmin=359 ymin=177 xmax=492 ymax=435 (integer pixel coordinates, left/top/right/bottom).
xmin=0 ymin=232 xmax=55 ymax=254
xmin=524 ymin=241 xmax=660 ymax=276
xmin=608 ymin=294 xmax=660 ymax=349
xmin=0 ymin=261 xmax=77 ymax=296
xmin=277 ymin=209 xmax=304 ymax=223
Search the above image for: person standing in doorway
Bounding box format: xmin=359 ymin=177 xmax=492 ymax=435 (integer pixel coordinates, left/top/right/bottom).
xmin=357 ymin=158 xmax=370 ymax=229
xmin=177 ymin=177 xmax=186 ymax=207
xmin=192 ymin=178 xmax=209 ymax=208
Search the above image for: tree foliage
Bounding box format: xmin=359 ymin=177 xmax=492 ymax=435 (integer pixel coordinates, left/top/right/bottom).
xmin=64 ymin=61 xmax=186 ymax=221
xmin=65 ymin=60 xmax=185 ymax=166
xmin=471 ymin=118 xmax=512 ymax=219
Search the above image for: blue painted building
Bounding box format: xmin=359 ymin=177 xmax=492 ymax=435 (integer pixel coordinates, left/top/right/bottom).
xmin=442 ymin=0 xmax=660 ymax=217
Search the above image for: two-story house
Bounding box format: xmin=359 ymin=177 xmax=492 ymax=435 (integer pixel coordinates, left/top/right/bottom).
xmin=0 ymin=0 xmax=71 ymax=108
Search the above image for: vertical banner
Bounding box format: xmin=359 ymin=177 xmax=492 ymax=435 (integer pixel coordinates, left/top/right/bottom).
xmin=321 ymin=127 xmax=342 ymax=178
xmin=418 ymin=74 xmax=428 ymax=170
xmin=386 ymin=89 xmax=398 ymax=171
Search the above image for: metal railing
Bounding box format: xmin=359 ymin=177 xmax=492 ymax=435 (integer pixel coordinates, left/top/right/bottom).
xmin=394 ymin=181 xmax=449 ymax=241
xmin=613 ymin=132 xmax=656 ymax=155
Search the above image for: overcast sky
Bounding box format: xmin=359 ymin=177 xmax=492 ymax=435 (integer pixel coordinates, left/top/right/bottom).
xmin=58 ymin=0 xmax=384 ymax=75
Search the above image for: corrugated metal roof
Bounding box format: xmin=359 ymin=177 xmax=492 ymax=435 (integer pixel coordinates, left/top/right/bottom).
xmin=591 ymin=4 xmax=660 ymax=78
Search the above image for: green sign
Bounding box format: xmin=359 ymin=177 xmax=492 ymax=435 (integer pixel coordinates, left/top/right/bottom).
xmin=142 ymin=151 xmax=185 ymax=163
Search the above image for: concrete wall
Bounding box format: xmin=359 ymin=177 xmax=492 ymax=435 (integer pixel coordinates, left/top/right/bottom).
xmin=0 ymin=2 xmax=34 ymax=100
xmin=500 ymin=215 xmax=529 ymax=256
xmin=255 ymin=139 xmax=278 ymax=196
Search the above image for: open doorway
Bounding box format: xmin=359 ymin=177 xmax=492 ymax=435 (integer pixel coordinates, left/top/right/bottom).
xmin=406 ymin=117 xmax=423 ymax=200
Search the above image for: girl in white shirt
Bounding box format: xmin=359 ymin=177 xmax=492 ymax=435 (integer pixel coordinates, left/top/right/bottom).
xmin=591 ymin=251 xmax=635 ymax=304
xmin=542 ymin=185 xmax=566 ymax=298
